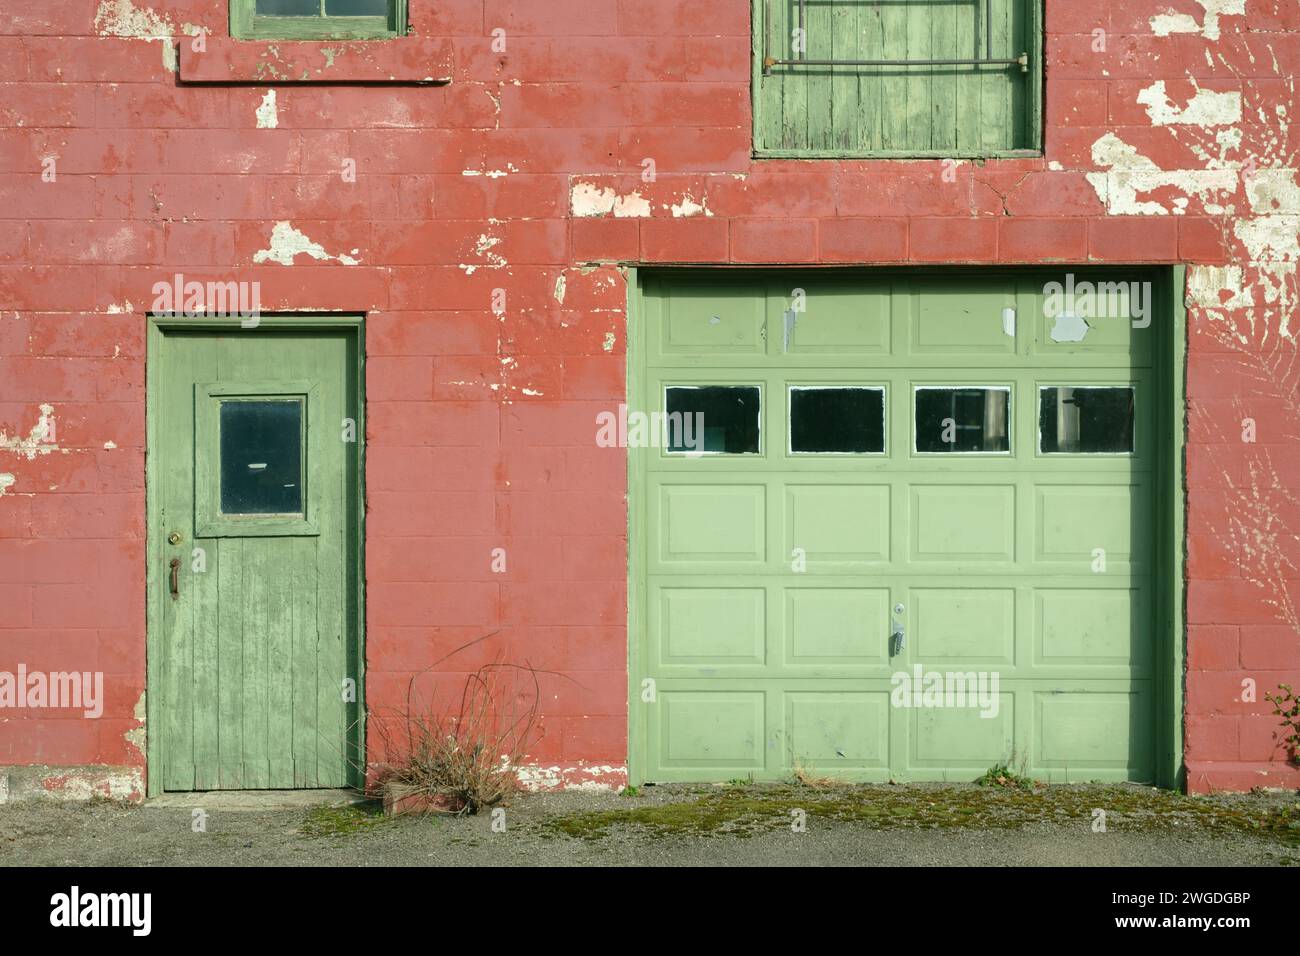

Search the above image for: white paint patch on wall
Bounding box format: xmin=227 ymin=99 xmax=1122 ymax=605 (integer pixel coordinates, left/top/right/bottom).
xmin=252 ymin=221 xmax=359 ymax=266
xmin=1188 ymin=265 xmax=1255 ymax=310
xmin=513 ymin=764 xmax=627 ymax=791
xmin=1138 ymin=81 xmax=1242 ymax=127
xmin=0 ymin=404 xmax=58 ymax=460
xmin=669 ymin=194 xmax=712 ymax=218
xmin=1150 ymin=0 xmax=1245 ymax=42
xmin=1085 ymin=132 xmax=1238 ymax=215
xmin=123 ymin=692 xmax=146 ymax=759
xmin=570 ymin=182 xmax=652 ymax=218
xmin=255 ymin=90 xmax=279 ymax=129
xmin=93 ymin=0 xmax=207 ymax=72
xmin=0 ymin=474 xmax=14 ymax=496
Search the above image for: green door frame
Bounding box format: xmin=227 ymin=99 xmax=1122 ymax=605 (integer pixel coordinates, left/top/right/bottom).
xmin=145 ymin=314 xmax=367 ymax=796
xmin=625 ymin=266 xmax=1188 ymax=790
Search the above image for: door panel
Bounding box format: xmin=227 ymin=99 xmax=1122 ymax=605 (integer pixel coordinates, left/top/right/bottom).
xmin=634 ymin=272 xmax=1159 ymax=784
xmin=154 ymin=329 xmax=360 ymax=790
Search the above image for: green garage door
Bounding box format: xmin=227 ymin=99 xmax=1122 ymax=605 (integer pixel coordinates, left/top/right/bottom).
xmin=631 ymin=271 xmax=1159 ymax=784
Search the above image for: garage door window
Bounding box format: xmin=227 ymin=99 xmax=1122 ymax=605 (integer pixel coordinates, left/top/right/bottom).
xmin=664 ymin=385 xmax=762 ymax=454
xmin=789 ymin=386 xmax=886 ymax=454
xmin=914 ymin=386 xmax=1010 ymax=453
xmin=1039 ymin=386 xmax=1135 ymax=454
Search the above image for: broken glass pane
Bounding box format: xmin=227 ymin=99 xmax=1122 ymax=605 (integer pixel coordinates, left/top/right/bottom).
xmin=1039 ymin=386 xmax=1135 ymax=454
xmin=220 ymin=400 xmax=303 ymax=515
xmin=914 ymin=387 xmax=1010 ymax=453
xmin=664 ymin=386 xmax=761 ymax=454
xmin=789 ymin=386 xmax=885 ymax=454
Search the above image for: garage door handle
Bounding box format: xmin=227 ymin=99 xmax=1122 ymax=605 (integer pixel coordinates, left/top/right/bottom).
xmin=891 ymin=619 xmax=905 ymax=655
xmin=169 ymin=558 xmax=180 ymax=598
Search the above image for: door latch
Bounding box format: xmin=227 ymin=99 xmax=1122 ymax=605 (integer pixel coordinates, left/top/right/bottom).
xmin=891 ymin=602 xmax=905 ymax=655
xmin=169 ymin=557 xmax=180 ymax=599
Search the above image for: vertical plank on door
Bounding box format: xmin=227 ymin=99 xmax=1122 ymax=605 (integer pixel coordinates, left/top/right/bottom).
xmin=315 ymin=357 xmax=349 ymax=787
xmin=903 ymin=0 xmax=932 ymax=152
xmin=879 ymin=1 xmax=908 ymax=150
xmin=806 ymin=0 xmax=833 ymax=151
xmin=854 ymin=0 xmax=883 ymax=153
xmin=930 ymin=0 xmax=958 ymax=153
xmin=161 ymin=336 xmax=208 ymax=791
xmin=981 ymin=0 xmax=1011 ymax=152
xmin=956 ymin=0 xmax=982 ymax=153
xmin=191 ymin=524 xmax=220 ymax=790
xmin=291 ymin=535 xmax=320 ymax=787
xmin=828 ymin=0 xmax=855 ymax=151
xmin=217 ymin=536 xmax=244 ymax=788
xmin=242 ymin=541 xmax=270 ymax=788
xmin=266 ymin=537 xmax=295 ymax=785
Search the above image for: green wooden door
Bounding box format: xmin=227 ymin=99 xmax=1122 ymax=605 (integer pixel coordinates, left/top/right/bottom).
xmin=633 ymin=272 xmax=1158 ymax=784
xmin=152 ymin=327 xmax=361 ymax=790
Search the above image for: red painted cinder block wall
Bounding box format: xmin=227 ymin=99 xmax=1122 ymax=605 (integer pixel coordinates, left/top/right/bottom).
xmin=0 ymin=0 xmax=1297 ymax=798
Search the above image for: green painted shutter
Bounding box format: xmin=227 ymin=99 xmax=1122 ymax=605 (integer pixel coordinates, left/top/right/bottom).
xmin=753 ymin=0 xmax=1042 ymax=157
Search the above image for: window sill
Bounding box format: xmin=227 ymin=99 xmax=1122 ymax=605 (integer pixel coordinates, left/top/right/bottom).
xmin=179 ymin=36 xmax=453 ymax=85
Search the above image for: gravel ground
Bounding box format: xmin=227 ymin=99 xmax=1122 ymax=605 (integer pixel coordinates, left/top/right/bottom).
xmin=2 ymin=782 xmax=1297 ymax=867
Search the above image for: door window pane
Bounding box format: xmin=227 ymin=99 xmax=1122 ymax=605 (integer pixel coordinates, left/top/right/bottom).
xmin=664 ymin=386 xmax=761 ymax=454
xmin=1039 ymin=386 xmax=1135 ymax=454
xmin=325 ymin=0 xmax=389 ymax=14
xmin=256 ymin=0 xmax=320 ymax=14
xmin=220 ymin=400 xmax=303 ymax=514
xmin=914 ymin=387 xmax=1010 ymax=453
xmin=789 ymin=386 xmax=885 ymax=454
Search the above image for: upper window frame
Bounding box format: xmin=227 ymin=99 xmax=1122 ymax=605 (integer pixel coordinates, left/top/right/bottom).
xmin=195 ymin=380 xmax=321 ymax=538
xmin=750 ymin=0 xmax=1044 ymax=159
xmin=231 ymin=0 xmax=407 ymax=41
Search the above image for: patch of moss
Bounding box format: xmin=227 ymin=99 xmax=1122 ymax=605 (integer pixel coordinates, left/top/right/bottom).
xmin=298 ymin=802 xmax=391 ymax=838
xmin=539 ymin=783 xmax=1300 ymax=848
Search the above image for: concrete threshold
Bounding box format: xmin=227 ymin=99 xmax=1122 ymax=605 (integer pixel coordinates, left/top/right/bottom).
xmin=147 ymin=788 xmax=368 ymax=811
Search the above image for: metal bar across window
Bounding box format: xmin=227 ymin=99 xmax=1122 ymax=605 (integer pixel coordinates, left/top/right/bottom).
xmin=762 ymin=0 xmax=1029 ymax=74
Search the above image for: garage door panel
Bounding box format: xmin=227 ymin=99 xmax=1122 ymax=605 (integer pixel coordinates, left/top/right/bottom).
xmin=656 ymin=588 xmax=767 ymax=666
xmin=1035 ymin=483 xmax=1150 ymax=568
xmin=909 ymin=696 xmax=1016 ymax=769
xmin=1029 ymin=277 xmax=1154 ymax=365
xmin=910 ymin=484 xmax=1017 ymax=562
xmin=785 ymin=483 xmax=890 ymax=565
xmin=655 ymin=482 xmax=767 ymax=565
xmin=907 ymin=279 xmax=1019 ymax=356
xmin=1034 ymin=688 xmax=1153 ymax=780
xmin=786 ymin=692 xmax=890 ymax=768
xmin=774 ymin=281 xmax=893 ymax=357
xmin=785 ymin=587 xmax=891 ymax=665
xmin=658 ymin=691 xmax=767 ymax=770
xmin=652 ymin=284 xmax=768 ymax=362
xmin=912 ymin=587 xmax=1016 ymax=666
xmin=1035 ymin=587 xmax=1152 ymax=675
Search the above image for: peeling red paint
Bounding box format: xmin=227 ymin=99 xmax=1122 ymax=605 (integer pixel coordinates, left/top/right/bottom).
xmin=0 ymin=1 xmax=1297 ymax=796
